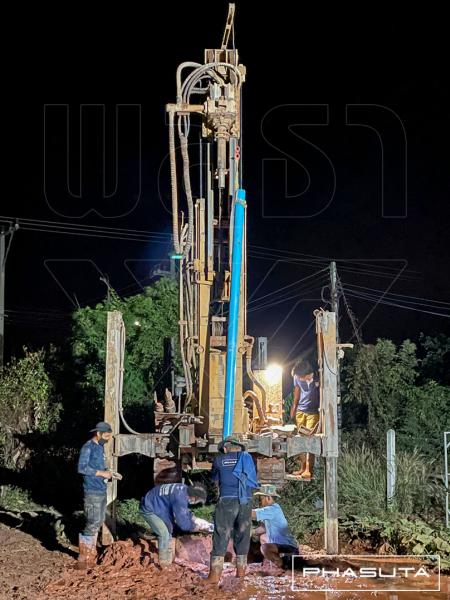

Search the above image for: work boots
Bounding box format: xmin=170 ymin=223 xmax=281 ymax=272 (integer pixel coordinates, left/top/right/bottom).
xmin=203 ymin=555 xmax=224 ymax=584
xmin=158 ymin=548 xmax=173 ymax=568
xmin=76 ymin=534 xmax=98 ymax=570
xmin=236 ymin=554 xmax=247 ymax=577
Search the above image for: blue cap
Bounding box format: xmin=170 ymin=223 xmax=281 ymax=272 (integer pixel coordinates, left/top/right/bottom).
xmin=90 ymin=421 xmax=113 ymax=433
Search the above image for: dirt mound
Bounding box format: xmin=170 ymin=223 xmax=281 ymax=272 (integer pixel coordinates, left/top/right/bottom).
xmin=99 ymin=538 xmax=158 ymax=569
xmin=0 ymin=522 xmax=71 ymax=600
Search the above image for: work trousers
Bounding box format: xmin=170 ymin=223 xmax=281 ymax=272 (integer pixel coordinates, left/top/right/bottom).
xmin=212 ymin=497 xmax=252 ymax=557
xmin=83 ymin=493 xmax=107 ymax=536
xmin=141 ymin=511 xmax=171 ymax=551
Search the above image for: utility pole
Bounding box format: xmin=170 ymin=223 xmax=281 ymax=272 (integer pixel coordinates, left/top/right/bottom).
xmin=0 ymin=223 xmax=19 ymax=367
xmin=330 ymin=262 xmax=342 ymax=428
xmin=100 ymin=275 xmax=112 ymax=303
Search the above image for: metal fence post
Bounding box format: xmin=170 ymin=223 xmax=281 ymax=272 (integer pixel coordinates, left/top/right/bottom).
xmin=387 ymin=429 xmax=396 ymax=509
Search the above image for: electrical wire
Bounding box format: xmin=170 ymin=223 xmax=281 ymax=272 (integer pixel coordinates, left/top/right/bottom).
xmin=344 ymin=290 xmax=450 ymax=318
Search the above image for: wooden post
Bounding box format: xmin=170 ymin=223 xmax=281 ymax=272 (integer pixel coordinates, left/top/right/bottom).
xmin=102 ymin=310 xmax=125 ymax=545
xmin=318 ymin=310 xmax=339 ymax=554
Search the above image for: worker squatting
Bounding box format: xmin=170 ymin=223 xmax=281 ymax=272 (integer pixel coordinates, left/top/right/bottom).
xmin=76 ymin=360 xmax=319 ymax=582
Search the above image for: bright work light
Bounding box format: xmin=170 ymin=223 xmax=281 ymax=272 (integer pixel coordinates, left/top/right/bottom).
xmin=265 ymin=363 xmax=282 ymax=385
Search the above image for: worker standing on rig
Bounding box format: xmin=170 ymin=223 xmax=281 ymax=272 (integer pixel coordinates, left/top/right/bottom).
xmin=204 ymin=437 xmax=259 ymax=584
xmin=76 ymin=421 xmax=122 ymax=569
xmin=140 ymin=483 xmax=209 ymax=567
xmin=290 ymin=360 xmax=320 ymax=480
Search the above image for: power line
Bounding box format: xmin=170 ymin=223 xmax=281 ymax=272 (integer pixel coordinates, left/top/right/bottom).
xmin=0 ymin=215 xmax=171 ymax=238
xmin=344 ymin=290 xmax=450 ymax=319
xmin=342 ymin=282 xmax=450 ymax=307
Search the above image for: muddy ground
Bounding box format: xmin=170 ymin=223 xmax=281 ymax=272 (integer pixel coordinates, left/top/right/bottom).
xmin=0 ymin=523 xmax=448 ymax=600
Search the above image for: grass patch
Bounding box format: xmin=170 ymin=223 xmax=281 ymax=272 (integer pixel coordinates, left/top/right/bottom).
xmin=0 ymin=485 xmax=43 ymax=512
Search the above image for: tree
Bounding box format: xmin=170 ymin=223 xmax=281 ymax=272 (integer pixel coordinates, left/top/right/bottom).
xmin=71 ymin=278 xmax=179 ymax=414
xmin=420 ymin=334 xmax=450 ymax=385
xmin=399 ymin=381 xmax=450 ymax=458
xmin=0 ymin=349 xmax=61 ymax=469
xmin=342 ymin=339 xmax=418 ymax=442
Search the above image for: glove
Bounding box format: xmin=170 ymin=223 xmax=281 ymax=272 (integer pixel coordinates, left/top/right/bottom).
xmin=192 ymin=516 xmax=214 ymax=533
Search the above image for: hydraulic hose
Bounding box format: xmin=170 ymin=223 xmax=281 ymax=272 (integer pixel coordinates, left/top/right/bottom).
xmin=179 ymin=133 xmax=194 ymax=258
xmin=168 ymin=110 xmax=180 ymax=255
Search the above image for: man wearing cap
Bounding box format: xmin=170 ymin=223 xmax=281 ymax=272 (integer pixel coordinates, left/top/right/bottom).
xmin=76 ymin=421 xmax=121 ymax=569
xmin=204 ymin=436 xmax=259 ymax=584
xmin=252 ymin=484 xmax=298 ymax=568
xmin=140 ymin=482 xmax=209 ymax=566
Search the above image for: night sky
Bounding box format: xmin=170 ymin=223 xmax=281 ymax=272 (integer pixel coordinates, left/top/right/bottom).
xmin=3 ymin=2 xmax=449 ymax=365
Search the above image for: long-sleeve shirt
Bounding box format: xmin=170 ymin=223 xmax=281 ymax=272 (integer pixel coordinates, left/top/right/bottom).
xmin=140 ymin=484 xmax=195 ymax=534
xmin=77 ymin=439 xmax=107 ymax=495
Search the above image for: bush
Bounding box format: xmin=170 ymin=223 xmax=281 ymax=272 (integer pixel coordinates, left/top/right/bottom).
xmin=117 ymin=498 xmax=147 ymax=528
xmin=340 ymin=514 xmax=450 ymax=570
xmin=0 ymin=349 xmax=61 ymax=469
xmin=0 ymin=485 xmax=41 ymax=511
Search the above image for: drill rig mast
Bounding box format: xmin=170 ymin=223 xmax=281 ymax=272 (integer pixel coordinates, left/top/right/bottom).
xmin=166 ymin=3 xmax=266 ymax=444
xmin=104 ymin=5 xmax=340 ymax=553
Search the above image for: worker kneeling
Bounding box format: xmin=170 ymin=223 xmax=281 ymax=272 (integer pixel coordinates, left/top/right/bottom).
xmin=140 ymin=483 xmax=208 ymax=567
xmin=252 ymin=484 xmax=298 ymax=569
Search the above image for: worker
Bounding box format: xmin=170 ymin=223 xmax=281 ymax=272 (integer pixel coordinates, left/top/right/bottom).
xmin=77 ymin=421 xmax=122 ymax=569
xmin=204 ymin=436 xmax=259 ymax=584
xmin=252 ymin=484 xmax=298 ymax=568
xmin=140 ymin=482 xmax=208 ymax=566
xmin=290 ymin=360 xmax=320 ymax=480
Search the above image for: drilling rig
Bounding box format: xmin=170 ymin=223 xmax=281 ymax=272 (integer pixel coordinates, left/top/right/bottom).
xmin=104 ymin=4 xmax=341 ymax=553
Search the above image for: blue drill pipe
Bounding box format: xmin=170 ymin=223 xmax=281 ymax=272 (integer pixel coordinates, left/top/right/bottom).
xmin=223 ymin=188 xmax=246 ymax=437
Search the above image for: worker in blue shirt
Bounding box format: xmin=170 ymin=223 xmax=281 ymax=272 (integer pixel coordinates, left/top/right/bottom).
xmin=252 ymin=484 xmax=298 ymax=568
xmin=140 ymin=483 xmax=208 ymax=566
xmin=204 ymin=436 xmax=258 ymax=584
xmin=76 ymin=421 xmax=122 ymax=569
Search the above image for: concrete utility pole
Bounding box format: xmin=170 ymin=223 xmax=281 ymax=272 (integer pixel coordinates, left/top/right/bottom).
xmin=0 ymin=223 xmax=19 ymax=367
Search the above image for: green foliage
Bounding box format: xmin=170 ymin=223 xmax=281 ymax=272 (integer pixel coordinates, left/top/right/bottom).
xmin=72 ymin=278 xmax=179 ymax=409
xmin=192 ymin=503 xmax=214 ymax=522
xmin=0 ymin=349 xmax=61 ymax=469
xmin=279 ymin=478 xmax=324 ymax=542
xmin=338 ymin=445 xmax=444 ymax=517
xmin=420 ymin=333 xmax=450 ymax=385
xmin=0 ymin=485 xmax=41 ymax=511
xmin=340 ymin=514 xmax=450 ymax=570
xmin=342 ymin=337 xmax=450 ymax=459
xmin=116 ymin=498 xmax=147 ymax=527
xmin=398 ymin=381 xmax=450 ymax=458
xmin=343 ymin=339 xmax=417 ymax=442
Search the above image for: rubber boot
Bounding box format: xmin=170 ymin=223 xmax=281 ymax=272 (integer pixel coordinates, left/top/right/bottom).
xmin=88 ymin=533 xmax=99 ymax=567
xmin=203 ymin=555 xmax=224 ymax=584
xmin=159 ymin=548 xmax=173 ymax=568
xmin=236 ymin=554 xmax=247 ymax=577
xmin=76 ymin=534 xmax=97 ymax=570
